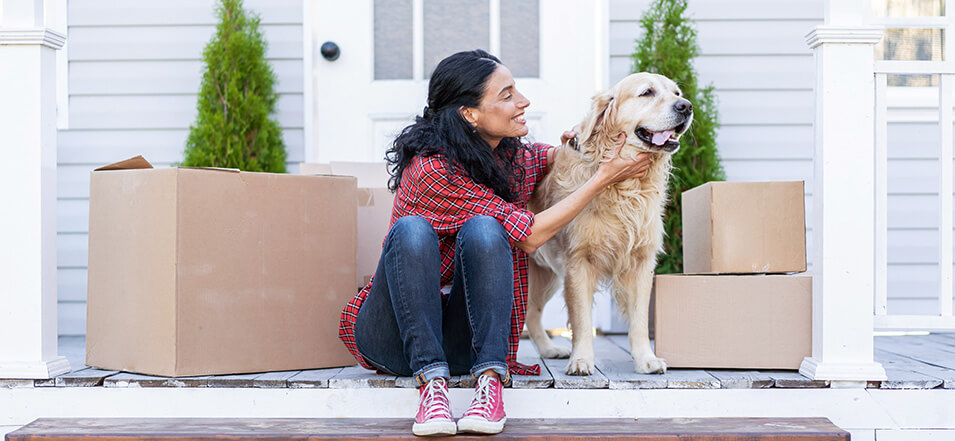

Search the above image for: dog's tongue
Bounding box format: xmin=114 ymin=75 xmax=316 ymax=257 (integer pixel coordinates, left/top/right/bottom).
xmin=652 ymin=130 xmax=675 ymax=146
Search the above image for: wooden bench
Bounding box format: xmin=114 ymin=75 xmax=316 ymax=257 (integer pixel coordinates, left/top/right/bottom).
xmin=7 ymin=417 xmax=849 ymax=440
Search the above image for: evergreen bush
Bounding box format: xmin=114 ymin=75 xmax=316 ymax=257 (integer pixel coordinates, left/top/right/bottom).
xmin=182 ymin=0 xmax=287 ymax=172
xmin=632 ymin=0 xmax=725 ymax=274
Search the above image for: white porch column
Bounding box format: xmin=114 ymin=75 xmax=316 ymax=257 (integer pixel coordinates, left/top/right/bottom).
xmin=798 ymin=0 xmax=886 ymax=385
xmin=0 ymin=0 xmax=70 ymax=378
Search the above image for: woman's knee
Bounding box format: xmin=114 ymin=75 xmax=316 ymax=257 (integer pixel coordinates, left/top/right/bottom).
xmin=387 ymin=216 xmax=438 ymax=256
xmin=459 ymin=216 xmax=509 ymax=252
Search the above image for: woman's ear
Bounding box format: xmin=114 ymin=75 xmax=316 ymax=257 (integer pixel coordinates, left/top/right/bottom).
xmin=577 ymin=91 xmax=616 ymax=146
xmin=459 ymin=106 xmax=478 ymax=126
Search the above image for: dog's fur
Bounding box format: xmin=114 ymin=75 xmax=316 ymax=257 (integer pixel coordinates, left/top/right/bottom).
xmin=526 ymin=73 xmax=692 ymax=375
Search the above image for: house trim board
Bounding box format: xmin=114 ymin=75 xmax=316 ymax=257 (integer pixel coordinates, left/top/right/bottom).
xmin=1 ymin=388 xmax=952 ymax=432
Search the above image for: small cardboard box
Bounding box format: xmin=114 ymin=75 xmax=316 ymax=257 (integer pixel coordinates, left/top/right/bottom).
xmin=654 ymin=274 xmax=812 ymax=369
xmin=300 ymin=162 xmax=394 ymax=288
xmin=682 ymin=181 xmax=807 ymax=274
xmin=86 ymin=156 xmax=358 ymax=377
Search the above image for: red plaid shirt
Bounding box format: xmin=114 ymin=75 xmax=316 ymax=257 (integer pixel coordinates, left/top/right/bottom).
xmin=339 ymin=143 xmax=551 ymax=376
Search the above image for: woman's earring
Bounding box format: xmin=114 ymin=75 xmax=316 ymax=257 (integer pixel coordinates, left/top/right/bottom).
xmin=471 ymin=125 xmax=479 ymax=135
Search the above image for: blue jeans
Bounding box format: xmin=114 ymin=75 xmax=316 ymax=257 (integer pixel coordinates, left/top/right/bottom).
xmin=353 ymin=215 xmax=513 ymax=387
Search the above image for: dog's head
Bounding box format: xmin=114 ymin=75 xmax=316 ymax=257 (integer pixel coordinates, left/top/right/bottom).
xmin=577 ymin=72 xmax=692 ymax=156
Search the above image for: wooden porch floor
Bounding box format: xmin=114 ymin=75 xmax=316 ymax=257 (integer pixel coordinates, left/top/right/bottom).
xmin=8 ymin=333 xmax=955 ymax=390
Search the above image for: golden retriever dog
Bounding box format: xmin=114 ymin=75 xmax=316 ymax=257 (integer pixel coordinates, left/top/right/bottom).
xmin=526 ymin=72 xmax=692 ymax=375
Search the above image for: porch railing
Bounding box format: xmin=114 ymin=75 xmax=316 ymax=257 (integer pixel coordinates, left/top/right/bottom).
xmin=872 ymin=14 xmax=955 ymax=330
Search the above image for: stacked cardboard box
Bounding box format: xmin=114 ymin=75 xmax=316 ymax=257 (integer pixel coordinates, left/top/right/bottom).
xmin=86 ymin=156 xmax=359 ymax=377
xmin=299 ymin=162 xmax=394 ymax=289
xmin=654 ymin=181 xmax=812 ymax=369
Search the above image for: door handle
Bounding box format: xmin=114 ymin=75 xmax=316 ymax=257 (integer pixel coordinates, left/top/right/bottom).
xmin=321 ymin=41 xmax=341 ymax=61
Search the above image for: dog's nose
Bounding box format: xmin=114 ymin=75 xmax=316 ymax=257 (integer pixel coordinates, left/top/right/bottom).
xmin=674 ymin=100 xmax=692 ymax=115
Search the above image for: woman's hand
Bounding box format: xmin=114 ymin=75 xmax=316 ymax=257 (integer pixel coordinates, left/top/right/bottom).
xmin=596 ymin=132 xmax=652 ymax=186
xmin=516 ymin=132 xmax=654 ymax=254
xmin=548 ymin=129 xmax=579 ymax=167
xmin=560 ymin=130 xmax=577 ymax=145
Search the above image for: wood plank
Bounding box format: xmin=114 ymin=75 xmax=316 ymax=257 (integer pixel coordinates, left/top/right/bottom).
xmin=5 ymin=417 xmax=851 ymax=440
xmin=54 ymin=367 xmax=120 ymax=387
xmin=933 ymin=332 xmax=955 ymax=344
xmin=251 ymin=370 xmax=301 ymax=388
xmin=327 ymin=365 xmax=397 ymax=388
xmin=593 ymin=336 xmax=666 ymax=389
xmin=876 ymin=335 xmax=955 ymax=371
xmin=877 ymin=347 xmax=955 ymax=389
xmin=707 ymin=370 xmax=775 ymax=389
xmin=513 ymin=339 xmax=554 ymax=389
xmin=764 ymin=371 xmax=830 ymax=388
xmin=0 ymin=379 xmax=35 ymax=388
xmin=395 ymin=375 xmax=474 ymax=389
xmin=34 ymin=377 xmax=56 ymax=387
xmin=603 ymin=334 xmax=719 ymax=389
xmin=103 ymin=373 xmax=212 ymax=388
xmin=663 ymin=369 xmax=722 ymax=389
xmin=197 ymin=373 xmax=261 ymax=388
xmin=286 ymin=368 xmax=343 ymax=389
xmin=539 ymin=337 xmax=609 ymax=389
xmin=874 ymin=349 xmax=945 ymax=389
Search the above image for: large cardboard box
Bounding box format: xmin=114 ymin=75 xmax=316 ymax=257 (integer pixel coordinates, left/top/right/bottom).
xmin=300 ymin=162 xmax=394 ymax=287
xmin=654 ymin=274 xmax=811 ymax=369
xmin=86 ymin=156 xmax=358 ymax=377
xmin=682 ymin=181 xmax=807 ymax=274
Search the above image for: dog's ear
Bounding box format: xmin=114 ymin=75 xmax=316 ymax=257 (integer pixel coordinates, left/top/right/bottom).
xmin=578 ymin=91 xmax=616 ymax=146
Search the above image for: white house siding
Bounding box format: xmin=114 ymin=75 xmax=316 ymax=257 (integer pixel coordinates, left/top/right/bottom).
xmin=55 ymin=1 xmax=952 ymax=337
xmin=56 ymin=0 xmax=305 ymax=335
xmin=610 ymin=0 xmax=952 ymax=320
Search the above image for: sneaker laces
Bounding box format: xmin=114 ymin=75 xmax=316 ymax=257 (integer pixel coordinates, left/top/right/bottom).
xmin=419 ymin=377 xmax=451 ymax=420
xmin=464 ymin=375 xmax=497 ymax=419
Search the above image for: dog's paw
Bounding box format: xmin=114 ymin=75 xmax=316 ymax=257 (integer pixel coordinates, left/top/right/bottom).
xmin=538 ymin=344 xmax=572 ymax=359
xmin=565 ymin=357 xmax=596 ymax=376
xmin=633 ymin=354 xmax=667 ymax=374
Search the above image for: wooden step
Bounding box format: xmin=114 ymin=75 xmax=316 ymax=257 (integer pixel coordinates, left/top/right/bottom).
xmin=6 ymin=417 xmax=849 ymax=440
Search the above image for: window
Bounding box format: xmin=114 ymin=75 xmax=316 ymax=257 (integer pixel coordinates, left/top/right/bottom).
xmin=873 ymin=0 xmax=945 ymax=87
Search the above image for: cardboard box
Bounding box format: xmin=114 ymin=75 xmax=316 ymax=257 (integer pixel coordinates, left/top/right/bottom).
xmin=653 ymin=274 xmax=812 ymax=369
xmin=682 ymin=181 xmax=807 ymax=274
xmin=300 ymin=162 xmax=394 ymax=287
xmin=86 ymin=156 xmax=358 ymax=377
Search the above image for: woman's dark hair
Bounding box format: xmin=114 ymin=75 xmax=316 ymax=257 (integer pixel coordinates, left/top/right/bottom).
xmin=385 ymin=49 xmax=526 ymax=202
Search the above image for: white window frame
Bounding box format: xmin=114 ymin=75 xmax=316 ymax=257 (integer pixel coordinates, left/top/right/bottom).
xmin=871 ymin=11 xmax=953 ymax=119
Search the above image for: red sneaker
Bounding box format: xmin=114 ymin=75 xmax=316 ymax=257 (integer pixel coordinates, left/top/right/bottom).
xmin=457 ymin=374 xmax=506 ymax=434
xmin=412 ymin=377 xmax=456 ymax=436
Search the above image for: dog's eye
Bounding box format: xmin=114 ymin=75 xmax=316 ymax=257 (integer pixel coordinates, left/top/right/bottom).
xmin=640 ymin=89 xmax=654 ymax=97
xmin=675 ymin=90 xmax=682 ymax=96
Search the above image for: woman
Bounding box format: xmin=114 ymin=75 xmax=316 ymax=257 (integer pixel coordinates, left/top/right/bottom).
xmin=338 ymin=49 xmax=651 ymax=436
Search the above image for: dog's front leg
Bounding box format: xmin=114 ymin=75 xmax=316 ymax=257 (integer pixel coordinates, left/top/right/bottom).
xmin=616 ymin=256 xmax=667 ymax=374
xmin=564 ymin=260 xmax=599 ymax=375
xmin=527 ymin=259 xmax=571 ymax=358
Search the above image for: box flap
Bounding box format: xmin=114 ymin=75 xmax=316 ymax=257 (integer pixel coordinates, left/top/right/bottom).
xmin=181 ymin=166 xmax=241 ymax=173
xmin=329 ymin=161 xmax=390 ymax=188
xmin=95 ymin=155 xmax=154 ymax=171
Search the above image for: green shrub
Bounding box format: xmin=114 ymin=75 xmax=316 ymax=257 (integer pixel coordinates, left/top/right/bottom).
xmin=632 ymin=0 xmax=726 ymax=274
xmin=182 ymin=0 xmax=287 ymax=172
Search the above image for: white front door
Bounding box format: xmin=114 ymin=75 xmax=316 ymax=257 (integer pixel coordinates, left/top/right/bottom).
xmin=307 ymin=0 xmax=615 ymax=332
xmin=308 ymin=0 xmax=608 ymax=163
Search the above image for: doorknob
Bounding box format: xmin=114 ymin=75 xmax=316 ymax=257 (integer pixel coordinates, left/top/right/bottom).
xmin=320 ymin=41 xmax=340 ymax=61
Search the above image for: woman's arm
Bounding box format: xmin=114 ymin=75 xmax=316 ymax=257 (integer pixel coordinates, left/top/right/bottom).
xmin=516 ymin=133 xmax=651 ymax=254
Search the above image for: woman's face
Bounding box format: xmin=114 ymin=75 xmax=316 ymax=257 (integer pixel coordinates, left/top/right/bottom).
xmin=463 ymin=65 xmax=530 ymax=148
